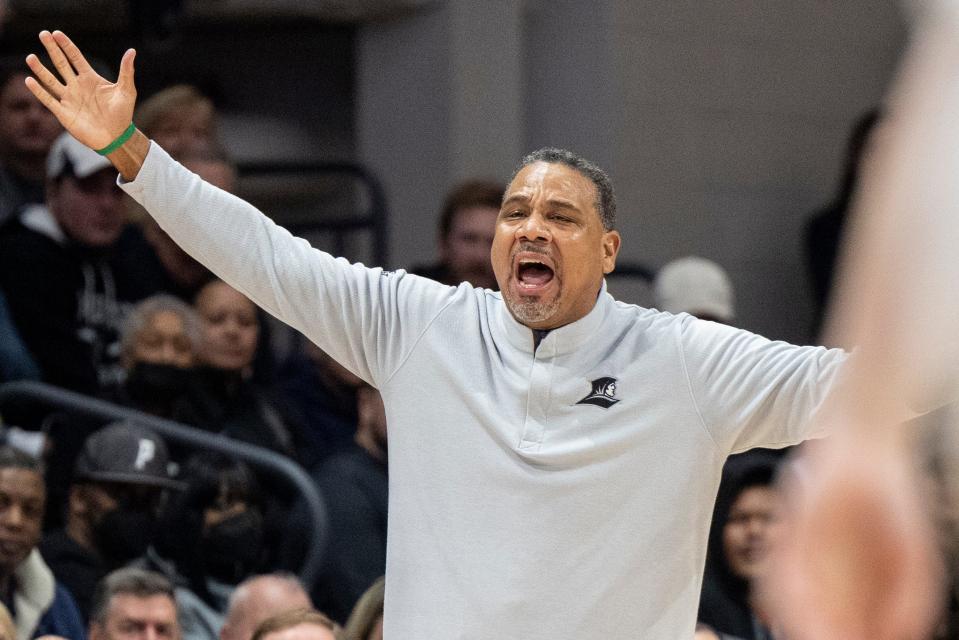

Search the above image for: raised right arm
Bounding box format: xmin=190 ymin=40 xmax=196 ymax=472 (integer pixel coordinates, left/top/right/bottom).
xmin=25 ymin=30 xmax=457 ymax=386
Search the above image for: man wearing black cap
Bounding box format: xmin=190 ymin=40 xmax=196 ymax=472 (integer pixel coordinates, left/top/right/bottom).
xmin=40 ymin=422 xmax=180 ymax=622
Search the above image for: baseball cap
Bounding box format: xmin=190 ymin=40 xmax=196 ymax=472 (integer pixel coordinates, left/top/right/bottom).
xmin=654 ymin=256 xmax=735 ymax=322
xmin=74 ymin=422 xmax=182 ymax=490
xmin=46 ymin=132 xmax=113 ymax=180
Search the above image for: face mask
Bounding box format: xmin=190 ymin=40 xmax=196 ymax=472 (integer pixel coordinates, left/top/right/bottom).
xmin=201 ymin=510 xmax=263 ymax=584
xmin=125 ymin=362 xmax=193 ymax=406
xmin=92 ymin=508 xmax=156 ymax=568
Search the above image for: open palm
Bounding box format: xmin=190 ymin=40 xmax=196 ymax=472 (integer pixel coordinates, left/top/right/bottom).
xmin=24 ymin=30 xmax=136 ymax=151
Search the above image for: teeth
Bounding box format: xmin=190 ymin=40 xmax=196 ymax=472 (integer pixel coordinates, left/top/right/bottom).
xmin=519 ymin=259 xmax=545 ymax=266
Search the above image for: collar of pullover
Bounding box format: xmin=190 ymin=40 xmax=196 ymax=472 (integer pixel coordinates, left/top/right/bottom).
xmin=495 ymin=280 xmax=613 ymax=357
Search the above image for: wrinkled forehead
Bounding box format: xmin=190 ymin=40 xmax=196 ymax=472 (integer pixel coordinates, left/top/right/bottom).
xmin=504 ymin=162 xmax=600 ymax=214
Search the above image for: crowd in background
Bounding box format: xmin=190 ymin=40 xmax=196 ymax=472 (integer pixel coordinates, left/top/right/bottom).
xmin=0 ymin=34 xmax=950 ymax=640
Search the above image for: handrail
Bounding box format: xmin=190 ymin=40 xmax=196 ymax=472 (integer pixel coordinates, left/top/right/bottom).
xmin=0 ymin=380 xmax=328 ymax=586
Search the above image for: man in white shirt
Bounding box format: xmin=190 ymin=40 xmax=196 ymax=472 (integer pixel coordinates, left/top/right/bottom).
xmin=23 ymin=32 xmax=846 ymax=639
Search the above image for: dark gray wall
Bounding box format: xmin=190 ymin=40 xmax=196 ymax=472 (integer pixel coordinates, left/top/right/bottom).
xmin=358 ymin=0 xmax=907 ymax=343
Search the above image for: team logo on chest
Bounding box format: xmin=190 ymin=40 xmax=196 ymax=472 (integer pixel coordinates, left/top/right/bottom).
xmin=575 ymin=376 xmax=620 ymax=409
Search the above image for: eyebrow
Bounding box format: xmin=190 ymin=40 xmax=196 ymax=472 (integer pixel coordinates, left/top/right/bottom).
xmin=501 ymin=194 xmax=582 ymax=211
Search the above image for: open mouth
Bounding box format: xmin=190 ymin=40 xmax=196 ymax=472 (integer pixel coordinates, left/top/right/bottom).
xmin=516 ymin=258 xmax=555 ymax=289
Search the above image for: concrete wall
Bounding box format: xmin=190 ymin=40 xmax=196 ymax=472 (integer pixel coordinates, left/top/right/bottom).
xmin=357 ymin=0 xmax=907 ymax=343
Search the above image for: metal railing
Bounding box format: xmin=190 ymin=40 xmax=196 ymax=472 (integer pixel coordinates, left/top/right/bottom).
xmin=0 ymin=380 xmax=328 ymax=586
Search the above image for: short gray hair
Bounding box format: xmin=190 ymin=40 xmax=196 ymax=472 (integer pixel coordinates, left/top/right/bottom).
xmin=90 ymin=568 xmax=175 ymax=625
xmin=120 ymin=294 xmax=203 ymax=365
xmin=511 ymin=148 xmax=617 ymax=231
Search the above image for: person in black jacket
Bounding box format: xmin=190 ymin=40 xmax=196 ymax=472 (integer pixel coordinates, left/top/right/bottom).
xmin=0 ymin=133 xmax=156 ymax=394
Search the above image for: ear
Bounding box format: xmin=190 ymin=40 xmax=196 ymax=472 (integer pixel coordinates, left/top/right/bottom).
xmin=89 ymin=621 xmax=103 ymax=640
xmin=601 ymin=230 xmax=621 ymax=275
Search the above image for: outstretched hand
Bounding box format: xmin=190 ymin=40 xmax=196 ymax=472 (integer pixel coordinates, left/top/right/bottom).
xmin=761 ymin=434 xmax=944 ymax=640
xmin=24 ymin=30 xmax=136 ymax=151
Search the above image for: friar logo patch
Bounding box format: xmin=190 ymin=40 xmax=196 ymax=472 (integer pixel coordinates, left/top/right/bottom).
xmin=576 ymin=376 xmax=620 ymax=409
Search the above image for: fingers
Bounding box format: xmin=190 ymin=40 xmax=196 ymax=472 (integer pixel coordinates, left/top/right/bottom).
xmin=51 ymin=30 xmax=96 ymax=76
xmin=22 ymin=76 xmax=65 ymax=122
xmin=24 ymin=53 xmax=65 ymax=100
xmin=117 ymin=48 xmax=137 ymax=95
xmin=37 ymin=30 xmax=76 ymax=82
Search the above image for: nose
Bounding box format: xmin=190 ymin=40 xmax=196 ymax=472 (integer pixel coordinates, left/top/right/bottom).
xmin=1 ymin=504 xmax=24 ymax=530
xmin=158 ymin=341 xmax=180 ymax=364
xmin=515 ymin=211 xmax=551 ymax=243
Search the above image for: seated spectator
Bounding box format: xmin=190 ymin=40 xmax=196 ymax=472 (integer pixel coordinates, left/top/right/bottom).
xmin=284 ymin=386 xmax=387 ymax=623
xmin=137 ymin=454 xmax=286 ymax=640
xmin=0 ymin=133 xmax=157 ymax=393
xmin=341 ymin=577 xmax=383 ymax=640
xmin=275 ymin=342 xmax=363 ymax=470
xmin=88 ymin=568 xmax=178 ymax=640
xmin=251 ymin=610 xmax=336 ymax=640
xmin=409 ymin=179 xmax=502 ymax=289
xmin=0 ymin=57 xmax=61 ymax=225
xmin=115 ymin=294 xmax=203 ymax=419
xmin=189 ymin=280 xmax=293 ymax=456
xmin=698 ymin=453 xmax=783 ymax=640
xmin=0 ymin=446 xmax=84 ymax=640
xmin=41 ymin=423 xmax=181 ymax=623
xmin=135 ymin=85 xmax=218 ymax=157
xmin=653 ymin=256 xmax=736 ymax=324
xmin=148 ymin=453 xmax=265 ymax=593
xmin=220 ymin=574 xmax=312 ymax=640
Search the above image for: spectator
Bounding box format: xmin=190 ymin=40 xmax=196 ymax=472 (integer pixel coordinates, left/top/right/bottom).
xmin=251 ymin=610 xmax=335 ymax=640
xmin=115 ymin=294 xmax=203 ymax=419
xmin=133 ymin=455 xmax=264 ymax=640
xmin=341 ymin=577 xmax=383 ymax=640
xmin=0 ymin=58 xmax=61 ymax=225
xmin=654 ymin=256 xmax=735 ymax=324
xmin=275 ymin=342 xmax=363 ymax=470
xmin=409 ymin=179 xmax=502 ymax=289
xmin=0 ymin=446 xmax=85 ymax=640
xmin=149 ymin=453 xmax=265 ymax=590
xmin=219 ymin=574 xmax=312 ymax=640
xmin=285 ymin=386 xmax=386 ymax=623
xmin=41 ymin=423 xmax=181 ymax=623
xmin=698 ymin=453 xmax=783 ymax=640
xmin=88 ymin=568 xmax=178 ymax=640
xmin=189 ymin=280 xmax=293 ymax=456
xmin=135 ymin=86 xmax=218 ymax=158
xmin=0 ymin=133 xmax=156 ymax=393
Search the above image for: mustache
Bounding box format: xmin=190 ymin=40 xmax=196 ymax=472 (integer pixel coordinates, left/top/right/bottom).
xmin=510 ymin=242 xmax=553 ymax=260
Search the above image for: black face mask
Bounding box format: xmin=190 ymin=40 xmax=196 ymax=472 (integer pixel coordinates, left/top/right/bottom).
xmin=92 ymin=508 xmax=156 ymax=568
xmin=125 ymin=362 xmax=194 ymax=407
xmin=200 ymin=510 xmax=263 ymax=584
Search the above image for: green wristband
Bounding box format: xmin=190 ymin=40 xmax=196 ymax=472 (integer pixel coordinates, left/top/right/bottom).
xmin=95 ymin=123 xmax=137 ymax=156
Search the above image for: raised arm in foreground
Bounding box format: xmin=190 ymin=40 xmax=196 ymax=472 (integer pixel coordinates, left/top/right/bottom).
xmin=760 ymin=3 xmax=959 ymax=638
xmin=24 ymin=30 xmax=149 ymax=180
